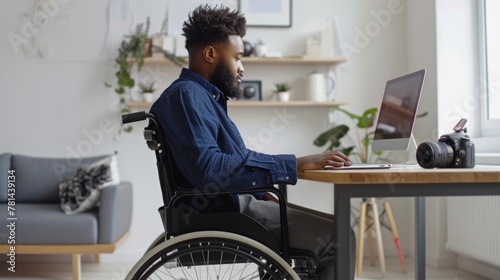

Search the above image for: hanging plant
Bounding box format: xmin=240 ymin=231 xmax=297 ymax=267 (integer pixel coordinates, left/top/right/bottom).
xmin=106 ymin=18 xmax=150 ymax=133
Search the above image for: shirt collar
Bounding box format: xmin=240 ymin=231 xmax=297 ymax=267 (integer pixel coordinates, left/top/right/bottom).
xmin=179 ymin=68 xmax=227 ymax=103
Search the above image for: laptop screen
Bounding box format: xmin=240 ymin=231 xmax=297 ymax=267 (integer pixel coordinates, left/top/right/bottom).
xmin=372 ymin=69 xmax=426 ymax=151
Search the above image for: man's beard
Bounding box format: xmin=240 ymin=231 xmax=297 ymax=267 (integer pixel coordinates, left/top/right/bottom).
xmin=210 ymin=59 xmax=242 ymax=99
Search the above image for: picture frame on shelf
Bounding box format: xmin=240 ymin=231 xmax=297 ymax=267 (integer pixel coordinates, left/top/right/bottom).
xmin=238 ymin=80 xmax=262 ymax=101
xmin=239 ymin=0 xmax=292 ymax=27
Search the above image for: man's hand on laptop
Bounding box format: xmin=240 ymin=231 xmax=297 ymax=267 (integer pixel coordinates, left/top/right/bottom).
xmin=297 ymin=151 xmax=352 ymax=172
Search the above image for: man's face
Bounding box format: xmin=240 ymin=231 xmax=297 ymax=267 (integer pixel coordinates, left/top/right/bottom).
xmin=209 ymin=35 xmax=244 ymax=99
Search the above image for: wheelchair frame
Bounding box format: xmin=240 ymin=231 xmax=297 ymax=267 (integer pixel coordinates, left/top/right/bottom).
xmin=122 ymin=111 xmax=318 ymax=280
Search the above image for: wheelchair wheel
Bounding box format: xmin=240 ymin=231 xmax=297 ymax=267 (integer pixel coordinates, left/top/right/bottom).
xmin=144 ymin=232 xmax=166 ymax=255
xmin=127 ymin=231 xmax=300 ymax=280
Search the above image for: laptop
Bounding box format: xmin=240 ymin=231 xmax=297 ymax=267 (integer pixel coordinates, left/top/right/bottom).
xmin=326 ymin=69 xmax=426 ymax=170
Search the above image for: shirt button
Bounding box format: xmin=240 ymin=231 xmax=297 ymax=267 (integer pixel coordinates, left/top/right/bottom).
xmin=285 ymin=176 xmax=289 ymax=180
xmin=212 ymin=94 xmax=216 ymax=98
xmin=252 ymin=182 xmax=256 ymax=186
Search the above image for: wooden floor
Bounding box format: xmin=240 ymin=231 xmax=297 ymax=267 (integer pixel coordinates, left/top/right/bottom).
xmin=356 ymin=257 xmax=488 ymax=280
xmin=0 ymin=257 xmax=489 ymax=280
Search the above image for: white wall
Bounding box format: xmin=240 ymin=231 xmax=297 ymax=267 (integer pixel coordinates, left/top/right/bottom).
xmin=434 ymin=0 xmax=500 ymax=277
xmin=0 ymin=0 xmax=436 ymax=264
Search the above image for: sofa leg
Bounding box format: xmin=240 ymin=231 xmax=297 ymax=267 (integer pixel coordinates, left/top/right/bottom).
xmin=94 ymin=254 xmax=100 ymax=264
xmin=72 ymin=254 xmax=82 ymax=280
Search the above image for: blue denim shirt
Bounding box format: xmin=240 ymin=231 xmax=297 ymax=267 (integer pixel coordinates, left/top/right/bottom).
xmin=150 ymin=68 xmax=297 ymax=212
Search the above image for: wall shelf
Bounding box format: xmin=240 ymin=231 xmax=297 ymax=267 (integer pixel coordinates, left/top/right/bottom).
xmin=126 ymin=56 xmax=347 ymax=66
xmin=125 ymin=55 xmax=348 ymax=109
xmin=126 ymin=100 xmax=346 ymax=108
xmin=227 ymin=100 xmax=347 ymax=107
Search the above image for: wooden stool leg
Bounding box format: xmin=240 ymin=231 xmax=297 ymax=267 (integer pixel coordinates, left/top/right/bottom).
xmin=370 ymin=198 xmax=386 ymax=277
xmin=366 ymin=204 xmax=376 ymax=266
xmin=384 ymin=202 xmax=408 ymax=273
xmin=356 ymin=201 xmax=367 ymax=277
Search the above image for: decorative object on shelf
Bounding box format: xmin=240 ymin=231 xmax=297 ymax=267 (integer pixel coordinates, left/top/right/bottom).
xmin=305 ymin=19 xmax=335 ymax=58
xmin=138 ymin=81 xmax=156 ymax=103
xmin=238 ymin=80 xmax=262 ymax=101
xmin=308 ymin=70 xmax=335 ymax=102
xmin=243 ymin=40 xmax=253 ymax=57
xmin=274 ymin=81 xmax=291 ymax=102
xmin=253 ymin=39 xmax=267 ymax=57
xmin=105 ymin=17 xmax=150 ymax=133
xmin=239 ymin=0 xmax=292 ymax=27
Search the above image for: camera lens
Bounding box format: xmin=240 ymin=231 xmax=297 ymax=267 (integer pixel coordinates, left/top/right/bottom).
xmin=416 ymin=141 xmax=454 ymax=168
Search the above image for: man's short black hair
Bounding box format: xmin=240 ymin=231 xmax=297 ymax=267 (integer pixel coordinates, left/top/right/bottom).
xmin=182 ymin=4 xmax=246 ymax=53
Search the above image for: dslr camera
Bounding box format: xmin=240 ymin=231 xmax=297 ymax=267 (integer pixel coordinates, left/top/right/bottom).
xmin=416 ymin=118 xmax=475 ymax=168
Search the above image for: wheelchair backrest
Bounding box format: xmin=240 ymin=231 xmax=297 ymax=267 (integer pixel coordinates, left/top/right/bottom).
xmin=143 ymin=116 xmax=180 ymax=207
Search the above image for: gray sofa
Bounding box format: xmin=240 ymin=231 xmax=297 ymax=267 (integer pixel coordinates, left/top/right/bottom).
xmin=0 ymin=153 xmax=133 ymax=280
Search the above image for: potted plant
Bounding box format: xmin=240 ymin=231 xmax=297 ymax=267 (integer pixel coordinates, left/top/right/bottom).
xmin=274 ymin=81 xmax=291 ymax=102
xmin=314 ymin=105 xmax=379 ymax=163
xmin=138 ymin=81 xmax=156 ymax=102
xmin=314 ymin=105 xmax=428 ymax=163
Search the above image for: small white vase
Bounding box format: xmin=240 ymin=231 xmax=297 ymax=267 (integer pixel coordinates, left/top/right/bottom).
xmin=254 ymin=45 xmax=268 ymax=57
xmin=142 ymin=93 xmax=154 ymax=102
xmin=277 ymin=91 xmax=290 ymax=102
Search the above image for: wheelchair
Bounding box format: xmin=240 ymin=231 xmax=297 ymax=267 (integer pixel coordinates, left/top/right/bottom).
xmin=122 ymin=111 xmax=320 ymax=280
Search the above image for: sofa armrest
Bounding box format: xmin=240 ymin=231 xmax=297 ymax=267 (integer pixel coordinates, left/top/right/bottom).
xmin=98 ymin=181 xmax=133 ymax=244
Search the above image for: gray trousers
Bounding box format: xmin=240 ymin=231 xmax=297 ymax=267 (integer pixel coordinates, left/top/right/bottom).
xmin=239 ymin=194 xmax=356 ymax=280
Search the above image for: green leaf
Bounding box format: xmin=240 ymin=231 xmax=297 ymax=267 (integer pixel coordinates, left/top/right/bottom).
xmin=314 ymin=125 xmax=349 ymax=147
xmin=341 ymin=146 xmax=355 ymax=156
xmin=357 ymin=107 xmax=378 ymax=128
xmin=121 ymin=107 xmax=130 ymax=114
xmin=416 ymin=111 xmax=428 ymax=118
xmin=361 ymin=134 xmax=371 ymax=147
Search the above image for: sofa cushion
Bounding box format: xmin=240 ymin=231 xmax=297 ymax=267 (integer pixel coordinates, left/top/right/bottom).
xmin=59 ymin=156 xmax=118 ymax=214
xmin=0 ymin=203 xmax=98 ymax=244
xmin=12 ymin=154 xmax=110 ymax=203
xmin=0 ymin=153 xmax=12 ymax=203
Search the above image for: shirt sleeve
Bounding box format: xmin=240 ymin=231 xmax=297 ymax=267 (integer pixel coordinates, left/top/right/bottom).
xmin=151 ymin=86 xmax=297 ymax=193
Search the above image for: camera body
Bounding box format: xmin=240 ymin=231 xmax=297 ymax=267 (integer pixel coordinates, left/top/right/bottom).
xmin=416 ymin=119 xmax=475 ymax=168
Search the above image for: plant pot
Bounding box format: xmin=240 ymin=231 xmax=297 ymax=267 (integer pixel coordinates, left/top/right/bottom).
xmin=142 ymin=93 xmax=155 ymax=102
xmin=276 ymin=91 xmax=290 ymax=102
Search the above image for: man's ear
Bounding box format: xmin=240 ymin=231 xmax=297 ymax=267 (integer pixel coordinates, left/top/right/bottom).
xmin=202 ymin=45 xmax=217 ymax=64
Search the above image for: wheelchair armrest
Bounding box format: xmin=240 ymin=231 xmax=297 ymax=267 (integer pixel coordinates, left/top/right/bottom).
xmin=169 ymin=185 xmax=291 ymax=261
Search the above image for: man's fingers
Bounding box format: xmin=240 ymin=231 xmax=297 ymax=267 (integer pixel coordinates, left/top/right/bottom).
xmin=328 ymin=153 xmax=352 ymax=164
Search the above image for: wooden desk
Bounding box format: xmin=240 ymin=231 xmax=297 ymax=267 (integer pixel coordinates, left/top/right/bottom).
xmin=299 ymin=165 xmax=500 ymax=280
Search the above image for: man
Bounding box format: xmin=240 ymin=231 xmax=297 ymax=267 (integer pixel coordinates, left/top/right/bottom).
xmin=150 ymin=5 xmax=355 ymax=279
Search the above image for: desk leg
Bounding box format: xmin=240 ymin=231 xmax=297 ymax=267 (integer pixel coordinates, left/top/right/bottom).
xmin=334 ymin=185 xmax=351 ymax=280
xmin=415 ymin=197 xmax=426 ymax=280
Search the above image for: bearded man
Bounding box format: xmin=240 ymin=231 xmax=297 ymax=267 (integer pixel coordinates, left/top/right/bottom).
xmin=150 ymin=5 xmax=355 ymax=279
